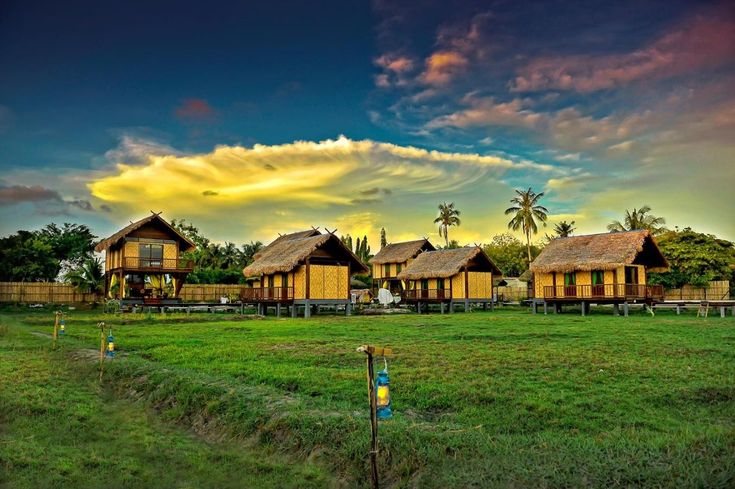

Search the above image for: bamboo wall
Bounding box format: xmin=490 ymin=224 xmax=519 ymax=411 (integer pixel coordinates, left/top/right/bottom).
xmin=0 ymin=282 xmax=97 ymax=303
xmin=178 ymin=284 xmax=244 ymax=302
xmin=664 ymin=281 xmax=730 ymax=301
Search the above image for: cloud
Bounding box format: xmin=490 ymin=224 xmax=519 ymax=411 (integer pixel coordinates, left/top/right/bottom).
xmin=174 ymin=98 xmax=217 ymax=122
xmin=105 ymin=134 xmax=184 ymax=165
xmin=0 ymin=184 xmax=62 ymax=205
xmin=0 ymin=183 xmax=97 ymax=215
xmin=87 ymin=136 xmax=560 ymax=244
xmin=420 ymin=51 xmax=469 ymax=86
xmin=511 ymin=14 xmax=735 ymax=93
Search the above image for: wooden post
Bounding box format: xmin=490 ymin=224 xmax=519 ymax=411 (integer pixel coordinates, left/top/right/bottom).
xmin=52 ymin=311 xmax=60 ymax=349
xmin=356 ymin=345 xmax=393 ymax=489
xmin=98 ymin=321 xmax=106 ymax=383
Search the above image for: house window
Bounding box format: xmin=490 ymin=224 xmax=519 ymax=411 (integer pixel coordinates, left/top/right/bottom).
xmin=624 ymin=266 xmax=639 ymax=284
xmin=591 ymin=270 xmax=604 ymax=285
xmin=591 ymin=270 xmax=605 ymax=296
xmin=437 ymin=278 xmax=445 ymax=289
xmin=396 ymin=263 xmax=402 ymax=274
xmin=384 ymin=264 xmax=391 ymax=277
xmin=139 ymin=244 xmax=163 ymax=267
xmin=564 ymin=272 xmax=576 ymax=286
xmin=421 ymin=279 xmax=429 ymax=290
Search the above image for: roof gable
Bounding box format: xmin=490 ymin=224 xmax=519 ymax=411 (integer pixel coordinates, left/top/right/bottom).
xmin=397 ymin=246 xmax=501 ymax=279
xmin=243 ymin=233 xmax=368 ymax=276
xmin=94 ymin=213 xmax=196 ymax=252
xmin=529 ymin=230 xmax=669 ymax=273
xmin=369 ymin=239 xmax=435 ymax=265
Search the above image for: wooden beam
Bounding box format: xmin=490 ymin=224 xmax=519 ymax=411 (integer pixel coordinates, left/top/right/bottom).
xmin=356 ymin=345 xmax=393 ymax=357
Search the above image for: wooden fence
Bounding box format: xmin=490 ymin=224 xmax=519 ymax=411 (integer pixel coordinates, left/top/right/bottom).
xmin=0 ymin=282 xmax=97 ymax=303
xmin=663 ymin=281 xmax=730 ymax=301
xmin=179 ymin=284 xmax=244 ymax=302
xmin=496 ymin=286 xmax=528 ymax=302
xmin=1 ymin=280 xmax=730 ymax=304
xmin=0 ymin=282 xmax=246 ymax=304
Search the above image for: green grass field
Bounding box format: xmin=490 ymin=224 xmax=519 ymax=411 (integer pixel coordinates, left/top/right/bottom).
xmin=1 ymin=307 xmax=734 ymax=488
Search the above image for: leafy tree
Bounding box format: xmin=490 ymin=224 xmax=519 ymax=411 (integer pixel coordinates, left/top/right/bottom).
xmin=39 ymin=223 xmax=96 ymax=266
xmin=0 ymin=231 xmax=59 ymax=281
xmin=553 ymin=220 xmax=576 ymax=238
xmin=65 ymin=257 xmax=104 ymax=294
xmin=380 ymin=227 xmax=387 ymax=249
xmin=505 ymin=188 xmax=548 ymax=265
xmin=607 ymin=205 xmax=667 ymax=236
xmin=434 ymin=202 xmax=461 ymax=247
xmin=647 ymin=228 xmax=735 ymax=288
xmin=484 ymin=233 xmax=542 ymax=277
xmin=240 ymin=241 xmax=264 ymax=266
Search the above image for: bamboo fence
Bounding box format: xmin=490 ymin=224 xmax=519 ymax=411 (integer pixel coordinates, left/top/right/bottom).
xmin=0 ymin=280 xmax=730 ymax=304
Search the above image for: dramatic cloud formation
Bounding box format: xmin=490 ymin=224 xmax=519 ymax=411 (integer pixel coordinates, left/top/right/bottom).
xmin=88 ymin=136 xmax=562 ymax=244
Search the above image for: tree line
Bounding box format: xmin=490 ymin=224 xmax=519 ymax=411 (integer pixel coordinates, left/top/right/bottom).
xmin=1 ymin=189 xmax=733 ymax=292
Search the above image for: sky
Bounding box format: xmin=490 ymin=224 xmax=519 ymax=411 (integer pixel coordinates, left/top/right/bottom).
xmin=1 ymin=0 xmax=734 ymax=248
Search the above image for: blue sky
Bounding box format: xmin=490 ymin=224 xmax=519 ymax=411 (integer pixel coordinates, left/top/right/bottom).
xmin=1 ymin=0 xmax=733 ymax=245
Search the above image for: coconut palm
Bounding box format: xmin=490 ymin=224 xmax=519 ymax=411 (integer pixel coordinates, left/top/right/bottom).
xmin=607 ymin=205 xmax=666 ymax=235
xmin=434 ymin=202 xmax=461 ymax=247
xmin=505 ymin=188 xmax=548 ymax=265
xmin=553 ymin=220 xmax=576 ymax=238
xmin=65 ymin=257 xmax=104 ymax=295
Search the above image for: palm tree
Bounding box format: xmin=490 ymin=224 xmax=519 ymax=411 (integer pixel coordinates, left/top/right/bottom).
xmin=434 ymin=202 xmax=461 ymax=247
xmin=607 ymin=205 xmax=666 ymax=235
xmin=553 ymin=220 xmax=576 ymax=238
xmin=65 ymin=257 xmax=104 ymax=295
xmin=505 ymin=188 xmax=549 ymax=265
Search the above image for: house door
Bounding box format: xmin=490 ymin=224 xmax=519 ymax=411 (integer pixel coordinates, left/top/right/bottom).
xmin=436 ymin=278 xmax=445 ymax=300
xmin=421 ymin=279 xmax=429 ymax=299
xmin=564 ymin=272 xmax=577 ymax=297
xmin=267 ymin=275 xmax=275 ymax=299
xmin=591 ymin=270 xmax=605 ymax=297
xmin=625 ymin=266 xmax=639 ymax=297
xmin=281 ymin=273 xmax=289 ymax=300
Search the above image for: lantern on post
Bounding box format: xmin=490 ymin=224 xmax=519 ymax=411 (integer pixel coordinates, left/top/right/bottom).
xmin=59 ymin=316 xmax=66 ymax=335
xmin=376 ymin=360 xmax=392 ymax=420
xmin=106 ymin=329 xmax=116 ymax=358
xmin=356 ymin=345 xmax=393 ymax=489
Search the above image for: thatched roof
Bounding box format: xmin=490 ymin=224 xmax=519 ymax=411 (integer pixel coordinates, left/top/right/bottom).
xmin=518 ymin=269 xmax=533 ymax=282
xmin=253 ymin=229 xmax=321 ymax=260
xmin=94 ymin=213 xmax=196 ymax=252
xmin=243 ymin=233 xmax=369 ymax=276
xmin=369 ymin=239 xmax=435 ymax=265
xmin=397 ymin=247 xmax=501 ymax=280
xmin=529 ymin=230 xmax=669 ymax=273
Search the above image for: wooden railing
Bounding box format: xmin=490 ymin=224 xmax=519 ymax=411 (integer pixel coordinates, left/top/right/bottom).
xmin=402 ymin=289 xmax=451 ymax=301
xmin=121 ymin=257 xmax=194 ymax=271
xmin=542 ymin=284 xmax=664 ymax=300
xmin=240 ymin=287 xmax=294 ymax=301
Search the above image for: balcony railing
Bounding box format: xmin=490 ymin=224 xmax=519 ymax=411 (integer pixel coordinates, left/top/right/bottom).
xmin=542 ymin=284 xmax=664 ymax=300
xmin=402 ymin=289 xmax=451 ymax=301
xmin=121 ymin=257 xmax=194 ymax=272
xmin=240 ymin=287 xmax=294 ymax=302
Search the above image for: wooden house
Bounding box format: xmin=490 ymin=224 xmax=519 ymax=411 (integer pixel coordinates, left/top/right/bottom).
xmin=529 ymin=230 xmax=668 ymax=313
xmin=95 ymin=213 xmax=196 ymax=304
xmin=368 ymin=239 xmax=435 ymax=293
xmin=397 ymin=246 xmax=501 ymax=313
xmin=242 ymin=230 xmax=368 ymax=317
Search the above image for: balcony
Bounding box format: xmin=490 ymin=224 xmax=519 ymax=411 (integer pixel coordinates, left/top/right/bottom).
xmin=402 ymin=289 xmax=451 ymax=301
xmin=542 ymin=284 xmax=664 ymax=301
xmin=117 ymin=257 xmax=194 ymax=272
xmin=241 ymin=287 xmax=294 ymax=302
